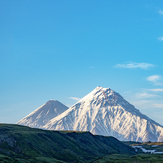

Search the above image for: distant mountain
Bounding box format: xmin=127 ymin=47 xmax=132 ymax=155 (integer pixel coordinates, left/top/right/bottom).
xmin=0 ymin=124 xmax=136 ymax=163
xmin=17 ymin=100 xmax=68 ymax=128
xmin=43 ymin=86 xmax=163 ymax=142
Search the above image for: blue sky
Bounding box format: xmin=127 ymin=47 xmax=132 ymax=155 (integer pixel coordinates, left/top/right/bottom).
xmin=0 ymin=0 xmax=163 ymax=125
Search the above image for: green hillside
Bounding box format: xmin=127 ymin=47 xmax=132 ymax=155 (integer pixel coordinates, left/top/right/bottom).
xmin=93 ymin=153 xmax=163 ymax=163
xmin=0 ymin=124 xmax=135 ymax=163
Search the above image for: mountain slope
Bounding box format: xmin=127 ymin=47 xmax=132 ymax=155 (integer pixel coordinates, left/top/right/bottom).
xmin=43 ymin=86 xmax=163 ymax=142
xmin=17 ymin=100 xmax=68 ymax=128
xmin=0 ymin=124 xmax=135 ymax=163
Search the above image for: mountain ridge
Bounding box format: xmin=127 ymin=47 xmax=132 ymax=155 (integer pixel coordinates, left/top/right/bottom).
xmin=17 ymin=86 xmax=163 ymax=142
xmin=43 ymin=86 xmax=163 ymax=142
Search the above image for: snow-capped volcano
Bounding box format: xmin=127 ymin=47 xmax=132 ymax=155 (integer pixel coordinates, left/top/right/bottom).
xmin=17 ymin=100 xmax=68 ymax=128
xmin=43 ymin=87 xmax=163 ymax=142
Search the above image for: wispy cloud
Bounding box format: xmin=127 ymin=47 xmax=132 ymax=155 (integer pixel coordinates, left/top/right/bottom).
xmin=159 ymin=10 xmax=163 ymax=14
xmin=153 ymin=103 xmax=163 ymax=108
xmin=147 ymin=75 xmax=161 ymax=82
xmin=158 ymin=36 xmax=163 ymax=41
xmin=114 ymin=62 xmax=154 ymax=70
xmin=135 ymin=93 xmax=158 ymax=99
xmin=69 ymin=97 xmax=81 ymax=101
xmin=147 ymin=75 xmax=163 ymax=86
xmin=130 ymin=100 xmax=150 ymax=109
xmin=149 ymin=89 xmax=163 ymax=92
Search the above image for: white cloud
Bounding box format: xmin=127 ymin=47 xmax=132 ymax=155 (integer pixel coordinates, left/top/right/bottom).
xmin=69 ymin=97 xmax=81 ymax=101
xmin=159 ymin=10 xmax=163 ymax=14
xmin=147 ymin=75 xmax=160 ymax=82
xmin=114 ymin=62 xmax=154 ymax=70
xmin=135 ymin=93 xmax=158 ymax=99
xmin=147 ymin=75 xmax=163 ymax=86
xmin=130 ymin=100 xmax=151 ymax=109
xmin=149 ymin=89 xmax=163 ymax=92
xmin=158 ymin=36 xmax=163 ymax=41
xmin=152 ymin=103 xmax=163 ymax=108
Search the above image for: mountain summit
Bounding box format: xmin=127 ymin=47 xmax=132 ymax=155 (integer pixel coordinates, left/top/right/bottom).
xmin=43 ymin=87 xmax=163 ymax=142
xmin=17 ymin=100 xmax=68 ymax=128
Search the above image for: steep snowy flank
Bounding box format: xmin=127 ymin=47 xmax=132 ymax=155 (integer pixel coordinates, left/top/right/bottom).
xmin=43 ymin=87 xmax=163 ymax=142
xmin=17 ymin=100 xmax=68 ymax=128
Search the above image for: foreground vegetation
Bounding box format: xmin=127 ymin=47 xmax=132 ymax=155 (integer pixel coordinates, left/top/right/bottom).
xmin=93 ymin=153 xmax=163 ymax=163
xmin=0 ymin=124 xmax=135 ymax=163
xmin=1 ymin=153 xmax=163 ymax=163
xmin=0 ymin=124 xmax=163 ymax=162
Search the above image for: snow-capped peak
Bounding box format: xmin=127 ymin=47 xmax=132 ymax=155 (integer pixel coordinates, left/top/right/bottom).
xmin=17 ymin=100 xmax=68 ymax=128
xmin=43 ymin=87 xmax=163 ymax=142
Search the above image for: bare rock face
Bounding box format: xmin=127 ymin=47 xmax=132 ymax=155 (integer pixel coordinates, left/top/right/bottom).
xmin=17 ymin=100 xmax=68 ymax=128
xmin=43 ymin=87 xmax=163 ymax=142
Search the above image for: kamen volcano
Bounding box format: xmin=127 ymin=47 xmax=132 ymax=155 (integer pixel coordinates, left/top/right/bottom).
xmin=17 ymin=100 xmax=68 ymax=128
